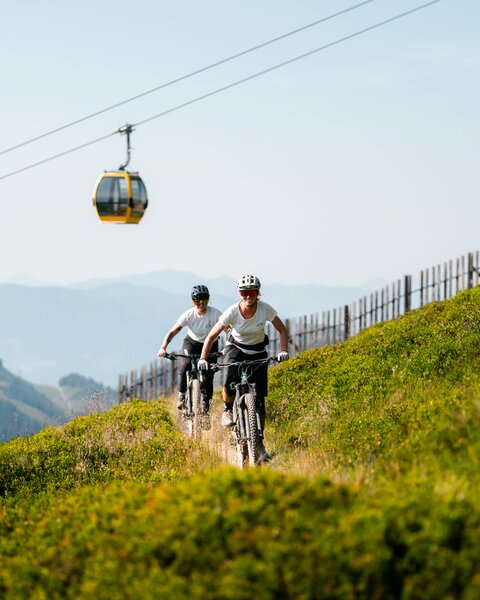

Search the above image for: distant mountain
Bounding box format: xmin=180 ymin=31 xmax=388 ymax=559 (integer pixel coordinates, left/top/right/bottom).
xmin=0 ymin=362 xmax=116 ymax=442
xmin=71 ymin=270 xmax=373 ymax=319
xmin=0 ymin=358 xmax=63 ymax=441
xmin=2 ymin=273 xmax=56 ymax=287
xmin=0 ymin=271 xmax=374 ymax=387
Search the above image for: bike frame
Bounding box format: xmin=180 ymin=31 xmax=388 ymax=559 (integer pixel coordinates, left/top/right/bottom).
xmin=165 ymin=351 xmax=220 ymax=439
xmin=214 ymin=356 xmax=276 ymax=467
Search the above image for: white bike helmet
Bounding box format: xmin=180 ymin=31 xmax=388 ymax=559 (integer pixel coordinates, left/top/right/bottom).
xmin=237 ymin=274 xmax=261 ymax=291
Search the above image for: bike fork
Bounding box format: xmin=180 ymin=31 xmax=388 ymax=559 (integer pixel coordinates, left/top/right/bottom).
xmin=236 ymin=396 xmax=247 ymax=440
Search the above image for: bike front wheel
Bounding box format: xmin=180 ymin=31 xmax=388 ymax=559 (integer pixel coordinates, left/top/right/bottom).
xmin=244 ymin=393 xmax=261 ymax=467
xmin=187 ymin=379 xmax=202 ymax=440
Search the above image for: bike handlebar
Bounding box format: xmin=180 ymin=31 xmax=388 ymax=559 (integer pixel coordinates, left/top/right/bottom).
xmin=209 ymin=356 xmax=278 ymax=372
xmin=164 ymin=351 xmax=223 ymax=361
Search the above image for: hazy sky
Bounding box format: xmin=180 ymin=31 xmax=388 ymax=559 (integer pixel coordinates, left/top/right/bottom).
xmin=1 ymin=0 xmax=478 ymax=288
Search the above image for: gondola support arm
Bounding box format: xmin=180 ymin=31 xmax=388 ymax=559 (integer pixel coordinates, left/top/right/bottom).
xmin=118 ymin=124 xmax=134 ymax=170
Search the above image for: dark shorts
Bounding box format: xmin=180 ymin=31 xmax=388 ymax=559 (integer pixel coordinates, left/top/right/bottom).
xmin=178 ymin=336 xmax=218 ymax=397
xmin=223 ymin=344 xmax=268 ymax=410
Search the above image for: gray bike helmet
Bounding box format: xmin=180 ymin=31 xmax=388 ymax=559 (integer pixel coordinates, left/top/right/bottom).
xmin=237 ymin=274 xmax=261 ymax=291
xmin=191 ymin=284 xmax=210 ymax=300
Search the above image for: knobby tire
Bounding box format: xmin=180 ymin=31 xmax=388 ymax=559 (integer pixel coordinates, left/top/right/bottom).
xmin=233 ymin=397 xmax=249 ymax=469
xmin=244 ymin=393 xmax=261 ymax=466
xmin=189 ymin=379 xmax=202 ymax=440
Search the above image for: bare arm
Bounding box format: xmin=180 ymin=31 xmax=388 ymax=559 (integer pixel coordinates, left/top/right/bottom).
xmin=200 ymin=321 xmax=225 ymax=360
xmin=272 ymin=316 xmax=288 ymax=353
xmin=158 ymin=324 xmax=182 ymax=357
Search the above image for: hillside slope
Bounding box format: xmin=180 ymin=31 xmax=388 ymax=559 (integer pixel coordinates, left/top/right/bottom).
xmin=0 ymin=365 xmax=116 ymax=442
xmin=0 ymin=359 xmax=65 ymax=441
xmin=0 ymin=275 xmax=371 ymax=387
xmin=268 ymin=286 xmax=480 ymax=484
xmin=1 ymin=289 xmax=480 ymax=598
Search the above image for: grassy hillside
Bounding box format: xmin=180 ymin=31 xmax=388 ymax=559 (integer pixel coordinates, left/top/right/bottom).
xmin=0 ymin=365 xmax=116 ymax=442
xmin=267 ymin=286 xmax=480 ymax=486
xmin=0 ymin=359 xmax=67 ymax=441
xmin=1 ymin=288 xmax=480 ymax=598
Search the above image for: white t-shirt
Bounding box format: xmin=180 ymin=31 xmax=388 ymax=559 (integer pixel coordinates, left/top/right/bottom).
xmin=220 ymin=301 xmax=277 ymax=352
xmin=176 ymin=306 xmax=222 ymax=342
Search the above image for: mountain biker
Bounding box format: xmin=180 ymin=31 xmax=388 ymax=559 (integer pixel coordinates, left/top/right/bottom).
xmin=158 ymin=285 xmax=222 ymax=412
xmin=199 ymin=274 xmax=289 ymax=461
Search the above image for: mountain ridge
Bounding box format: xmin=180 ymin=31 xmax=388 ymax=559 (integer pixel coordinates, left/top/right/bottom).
xmin=0 ymin=270 xmax=374 ymax=387
xmin=0 ymin=361 xmax=115 ymax=442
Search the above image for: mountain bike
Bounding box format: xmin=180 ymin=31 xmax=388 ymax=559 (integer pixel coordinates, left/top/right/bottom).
xmin=165 ymin=351 xmax=219 ymax=439
xmin=211 ymin=356 xmax=277 ymax=468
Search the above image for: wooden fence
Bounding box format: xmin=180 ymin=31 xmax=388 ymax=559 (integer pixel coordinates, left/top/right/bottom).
xmin=118 ymin=250 xmax=480 ymax=402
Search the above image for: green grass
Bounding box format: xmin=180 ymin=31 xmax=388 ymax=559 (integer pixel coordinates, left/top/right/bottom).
xmin=0 ymin=398 xmax=218 ymax=497
xmin=268 ymin=288 xmax=480 ymax=483
xmin=2 ymin=288 xmax=480 ymax=598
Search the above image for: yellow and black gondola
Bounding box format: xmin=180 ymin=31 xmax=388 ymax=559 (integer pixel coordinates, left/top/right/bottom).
xmin=92 ymin=124 xmax=148 ymax=224
xmin=93 ymin=170 xmax=148 ymax=224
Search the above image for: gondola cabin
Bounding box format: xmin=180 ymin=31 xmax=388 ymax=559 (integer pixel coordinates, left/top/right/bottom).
xmin=93 ymin=171 xmax=148 ymax=224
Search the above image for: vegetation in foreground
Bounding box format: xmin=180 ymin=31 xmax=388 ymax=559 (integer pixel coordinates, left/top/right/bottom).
xmin=1 ymin=288 xmax=480 ymax=598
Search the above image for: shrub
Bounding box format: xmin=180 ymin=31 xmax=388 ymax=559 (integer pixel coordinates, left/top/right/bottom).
xmin=0 ymin=399 xmax=192 ymax=496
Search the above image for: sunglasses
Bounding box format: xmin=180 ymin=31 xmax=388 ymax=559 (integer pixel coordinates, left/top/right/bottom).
xmin=240 ymin=290 xmax=258 ymax=298
xmin=193 ymin=297 xmax=209 ymax=303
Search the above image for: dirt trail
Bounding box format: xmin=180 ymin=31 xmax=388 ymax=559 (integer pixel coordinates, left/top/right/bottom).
xmin=171 ymin=402 xmax=239 ymax=467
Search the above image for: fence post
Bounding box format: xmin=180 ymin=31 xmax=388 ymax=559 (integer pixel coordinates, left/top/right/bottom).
xmin=436 ymin=265 xmax=441 ymax=301
xmin=456 ymin=257 xmax=460 ymax=293
xmin=320 ymin=311 xmax=325 ymax=345
xmin=404 ymin=275 xmax=412 ymax=313
xmin=171 ymin=359 xmax=177 ymax=396
xmin=443 ymin=262 xmax=448 ymax=300
xmin=392 ymin=282 xmax=397 ymax=318
xmin=344 ymin=305 xmax=350 ymax=340
xmin=285 ymin=318 xmax=291 ymax=355
xmin=425 ymin=268 xmax=430 ymax=304
xmin=128 ymin=369 xmax=136 ymax=400
xmin=448 ymin=260 xmax=453 ymax=298
xmin=476 ymin=251 xmax=480 ymax=288
xmin=151 ymin=361 xmax=157 ymax=400
xmin=468 ymin=252 xmax=474 ymax=289
xmin=118 ymin=374 xmax=124 ymax=403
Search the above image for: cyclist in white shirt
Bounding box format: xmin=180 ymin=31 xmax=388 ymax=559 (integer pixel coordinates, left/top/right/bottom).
xmin=199 ymin=274 xmax=289 ymax=461
xmin=158 ymin=285 xmax=222 ymax=411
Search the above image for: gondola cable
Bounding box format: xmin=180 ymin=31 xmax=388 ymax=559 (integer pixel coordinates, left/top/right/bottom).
xmin=0 ymin=0 xmax=379 ymax=158
xmin=0 ymin=0 xmax=447 ymax=184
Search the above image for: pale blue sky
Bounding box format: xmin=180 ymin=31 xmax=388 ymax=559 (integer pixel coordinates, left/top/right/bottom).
xmin=1 ymin=0 xmax=478 ymax=287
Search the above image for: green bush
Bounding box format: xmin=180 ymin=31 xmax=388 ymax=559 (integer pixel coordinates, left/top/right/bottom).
xmin=0 ymin=399 xmax=191 ymax=496
xmin=2 ymin=469 xmax=480 ymax=599
xmin=3 ymin=289 xmax=480 ymax=597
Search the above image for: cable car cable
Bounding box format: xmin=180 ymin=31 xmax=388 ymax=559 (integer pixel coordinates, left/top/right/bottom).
xmin=0 ymin=0 xmax=447 ymax=182
xmin=0 ymin=131 xmax=118 ymax=181
xmin=135 ymin=0 xmax=445 ymax=129
xmin=0 ymin=0 xmax=380 ymax=157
